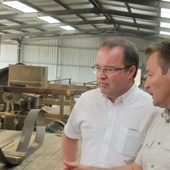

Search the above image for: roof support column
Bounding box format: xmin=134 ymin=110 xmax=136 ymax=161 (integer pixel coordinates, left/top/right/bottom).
xmin=17 ymin=37 xmax=23 ymax=63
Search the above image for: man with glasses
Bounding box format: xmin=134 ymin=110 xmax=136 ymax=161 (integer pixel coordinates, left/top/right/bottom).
xmin=62 ymin=38 xmax=163 ymax=170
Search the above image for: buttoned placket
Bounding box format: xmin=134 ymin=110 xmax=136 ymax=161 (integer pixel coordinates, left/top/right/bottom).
xmin=97 ymin=103 xmax=119 ymax=167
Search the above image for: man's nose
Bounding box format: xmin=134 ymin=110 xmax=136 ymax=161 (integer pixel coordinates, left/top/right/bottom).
xmin=97 ymin=69 xmax=107 ymax=78
xmin=144 ymin=79 xmax=150 ymax=90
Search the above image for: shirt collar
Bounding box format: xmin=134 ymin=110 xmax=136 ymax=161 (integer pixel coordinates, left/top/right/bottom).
xmin=161 ymin=109 xmax=170 ymax=123
xmin=114 ymin=83 xmax=137 ymax=104
xmin=102 ymin=83 xmax=137 ymax=104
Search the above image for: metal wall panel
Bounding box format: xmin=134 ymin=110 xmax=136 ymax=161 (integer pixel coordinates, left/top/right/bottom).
xmin=61 ymin=37 xmax=100 ymax=48
xmin=57 ymin=38 xmax=99 ymax=84
xmin=26 ymin=39 xmax=59 ymax=46
xmin=0 ymin=36 xmax=163 ymax=86
xmin=59 ymin=65 xmax=96 ymax=85
xmin=21 ymin=44 xmax=58 ymax=80
xmin=0 ymin=44 xmax=18 ymax=69
xmin=58 ymin=47 xmax=97 ymax=66
xmin=22 ymin=45 xmax=58 ymax=64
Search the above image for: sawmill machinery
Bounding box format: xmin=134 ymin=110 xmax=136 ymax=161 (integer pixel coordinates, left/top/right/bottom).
xmin=0 ymin=64 xmax=69 ymax=132
xmin=0 ymin=64 xmax=93 ymax=132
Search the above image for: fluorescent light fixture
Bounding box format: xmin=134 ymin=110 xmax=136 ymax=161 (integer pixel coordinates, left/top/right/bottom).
xmin=160 ymin=8 xmax=170 ymax=18
xmin=38 ymin=16 xmax=60 ymax=23
xmin=60 ymin=26 xmax=75 ymax=30
xmin=160 ymin=22 xmax=170 ymax=28
xmin=160 ymin=31 xmax=170 ymax=35
xmin=2 ymin=1 xmax=37 ymax=13
xmin=162 ymin=0 xmax=170 ymax=2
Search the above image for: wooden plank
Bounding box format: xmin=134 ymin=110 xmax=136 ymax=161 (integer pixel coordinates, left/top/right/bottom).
xmin=0 ymin=86 xmax=72 ymax=96
xmin=0 ymin=130 xmax=81 ymax=170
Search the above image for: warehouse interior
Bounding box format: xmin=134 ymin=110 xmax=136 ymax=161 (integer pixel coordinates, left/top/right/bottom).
xmin=0 ymin=0 xmax=170 ymax=169
xmin=1 ymin=0 xmax=169 ymax=84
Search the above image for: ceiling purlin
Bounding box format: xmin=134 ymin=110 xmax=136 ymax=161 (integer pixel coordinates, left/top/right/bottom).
xmin=2 ymin=29 xmax=76 ymax=39
xmin=18 ymin=0 xmax=71 ymax=37
xmin=124 ymin=2 xmax=139 ymax=32
xmin=53 ymin=0 xmax=90 ymax=32
xmin=20 ymin=1 xmax=62 ymax=34
xmin=0 ymin=23 xmax=59 ymax=31
xmin=0 ymin=0 xmax=165 ymax=42
xmin=0 ymin=17 xmax=158 ymax=32
xmin=112 ymin=0 xmax=160 ymax=7
xmin=0 ymin=8 xmax=157 ymax=21
xmin=2 ymin=27 xmax=158 ymax=43
xmin=89 ymin=0 xmax=118 ymax=31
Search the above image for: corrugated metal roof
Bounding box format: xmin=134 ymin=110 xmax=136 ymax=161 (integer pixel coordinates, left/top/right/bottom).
xmin=0 ymin=0 xmax=168 ymax=44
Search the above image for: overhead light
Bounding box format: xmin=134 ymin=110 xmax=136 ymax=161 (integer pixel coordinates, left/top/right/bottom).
xmin=38 ymin=16 xmax=60 ymax=23
xmin=162 ymin=0 xmax=170 ymax=2
xmin=160 ymin=8 xmax=170 ymax=18
xmin=160 ymin=31 xmax=170 ymax=35
xmin=2 ymin=1 xmax=37 ymax=13
xmin=59 ymin=26 xmax=75 ymax=30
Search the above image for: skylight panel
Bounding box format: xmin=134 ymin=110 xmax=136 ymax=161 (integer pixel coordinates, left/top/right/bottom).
xmin=59 ymin=26 xmax=75 ymax=30
xmin=160 ymin=0 xmax=170 ymax=35
xmin=2 ymin=1 xmax=37 ymax=13
xmin=160 ymin=22 xmax=170 ymax=28
xmin=160 ymin=8 xmax=170 ymax=18
xmin=38 ymin=16 xmax=60 ymax=23
xmin=160 ymin=31 xmax=170 ymax=35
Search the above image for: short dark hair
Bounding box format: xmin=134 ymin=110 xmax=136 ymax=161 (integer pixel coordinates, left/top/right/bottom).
xmin=100 ymin=38 xmax=139 ymax=78
xmin=145 ymin=39 xmax=170 ymax=74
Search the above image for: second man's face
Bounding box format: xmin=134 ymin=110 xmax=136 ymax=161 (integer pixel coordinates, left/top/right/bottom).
xmin=145 ymin=52 xmax=170 ymax=108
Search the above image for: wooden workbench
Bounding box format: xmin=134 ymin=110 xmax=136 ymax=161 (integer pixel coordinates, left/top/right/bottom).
xmin=0 ymin=130 xmax=81 ymax=170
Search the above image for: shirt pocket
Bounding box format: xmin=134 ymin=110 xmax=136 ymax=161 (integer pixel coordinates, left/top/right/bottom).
xmin=142 ymin=139 xmax=170 ymax=169
xmin=117 ymin=126 xmax=143 ymax=157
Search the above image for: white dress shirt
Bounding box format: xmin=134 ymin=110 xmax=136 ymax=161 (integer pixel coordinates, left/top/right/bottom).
xmin=64 ymin=84 xmax=163 ymax=168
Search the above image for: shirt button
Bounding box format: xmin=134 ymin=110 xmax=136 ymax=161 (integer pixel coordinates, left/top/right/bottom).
xmin=158 ymin=142 xmax=161 ymax=145
xmin=151 ymin=165 xmax=154 ymax=168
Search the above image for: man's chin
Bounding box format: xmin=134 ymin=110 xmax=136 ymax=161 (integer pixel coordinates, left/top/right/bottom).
xmin=153 ymin=100 xmax=159 ymax=107
xmin=100 ymin=88 xmax=109 ymax=95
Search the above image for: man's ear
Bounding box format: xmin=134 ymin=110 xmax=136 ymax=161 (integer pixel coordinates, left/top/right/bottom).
xmin=128 ymin=65 xmax=136 ymax=79
xmin=167 ymin=68 xmax=170 ymax=81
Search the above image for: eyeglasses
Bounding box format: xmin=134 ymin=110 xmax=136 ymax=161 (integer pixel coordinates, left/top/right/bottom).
xmin=92 ymin=65 xmax=131 ymax=74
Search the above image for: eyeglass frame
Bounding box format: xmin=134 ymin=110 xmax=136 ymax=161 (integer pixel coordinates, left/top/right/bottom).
xmin=92 ymin=65 xmax=132 ymax=74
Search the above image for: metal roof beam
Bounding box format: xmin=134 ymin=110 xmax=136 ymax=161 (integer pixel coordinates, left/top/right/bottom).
xmin=111 ymin=0 xmax=159 ymax=7
xmin=0 ymin=8 xmax=158 ymax=20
